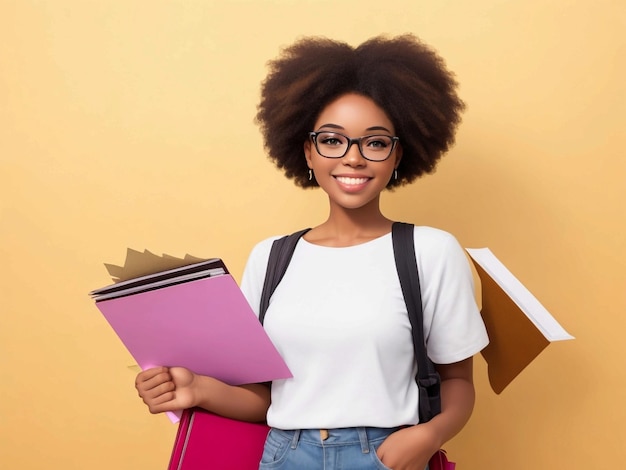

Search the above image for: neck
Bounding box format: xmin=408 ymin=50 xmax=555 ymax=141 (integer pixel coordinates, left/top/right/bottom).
xmin=306 ymin=197 xmax=394 ymax=247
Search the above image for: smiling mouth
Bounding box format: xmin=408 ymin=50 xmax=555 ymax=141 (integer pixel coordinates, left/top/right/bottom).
xmin=334 ymin=176 xmax=370 ymax=185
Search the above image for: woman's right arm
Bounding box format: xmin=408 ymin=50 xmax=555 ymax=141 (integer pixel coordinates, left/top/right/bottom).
xmin=135 ymin=366 xmax=270 ymax=423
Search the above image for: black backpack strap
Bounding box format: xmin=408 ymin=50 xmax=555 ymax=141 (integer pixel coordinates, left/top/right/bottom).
xmin=259 ymin=228 xmax=311 ymax=325
xmin=392 ymin=222 xmax=441 ymax=422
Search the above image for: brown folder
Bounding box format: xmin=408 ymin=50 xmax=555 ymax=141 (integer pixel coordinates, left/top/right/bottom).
xmin=466 ymin=248 xmax=573 ymax=394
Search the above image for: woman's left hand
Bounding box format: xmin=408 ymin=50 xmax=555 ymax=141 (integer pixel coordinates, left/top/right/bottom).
xmin=376 ymin=424 xmax=440 ymax=470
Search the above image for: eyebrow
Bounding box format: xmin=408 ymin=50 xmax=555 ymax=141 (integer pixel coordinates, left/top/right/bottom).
xmin=317 ymin=123 xmax=393 ymax=134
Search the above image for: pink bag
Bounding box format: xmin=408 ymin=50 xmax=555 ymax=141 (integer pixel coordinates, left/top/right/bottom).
xmin=168 ymin=408 xmax=270 ymax=470
xmin=429 ymin=449 xmax=456 ymax=470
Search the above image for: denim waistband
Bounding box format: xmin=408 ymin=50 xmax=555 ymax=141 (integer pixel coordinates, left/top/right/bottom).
xmin=271 ymin=426 xmax=404 ymax=451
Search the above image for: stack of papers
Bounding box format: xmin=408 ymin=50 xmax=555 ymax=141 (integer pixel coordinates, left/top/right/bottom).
xmin=90 ymin=249 xmax=291 ymax=394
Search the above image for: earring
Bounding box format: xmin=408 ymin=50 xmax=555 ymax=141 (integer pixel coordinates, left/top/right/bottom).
xmin=394 ymin=169 xmax=398 ymax=180
xmin=309 ymin=169 xmax=313 ymax=181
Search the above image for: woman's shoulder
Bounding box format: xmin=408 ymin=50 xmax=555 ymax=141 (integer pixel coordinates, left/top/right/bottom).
xmin=409 ymin=225 xmax=470 ymax=266
xmin=412 ymin=225 xmax=460 ymax=247
xmin=241 ymin=234 xmax=288 ymax=299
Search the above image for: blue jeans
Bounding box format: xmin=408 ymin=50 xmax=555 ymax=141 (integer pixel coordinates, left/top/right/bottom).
xmin=258 ymin=427 xmax=429 ymax=470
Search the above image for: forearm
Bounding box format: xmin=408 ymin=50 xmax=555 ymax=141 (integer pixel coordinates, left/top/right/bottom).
xmin=192 ymin=376 xmax=271 ymax=422
xmin=375 ymin=369 xmax=476 ymax=469
xmin=426 ymin=376 xmax=475 ymax=447
xmin=136 ymin=367 xmax=271 ymax=422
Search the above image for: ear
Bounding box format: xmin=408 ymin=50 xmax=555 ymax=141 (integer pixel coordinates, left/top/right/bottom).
xmin=304 ymin=139 xmax=313 ymax=169
xmin=394 ymin=142 xmax=403 ymax=169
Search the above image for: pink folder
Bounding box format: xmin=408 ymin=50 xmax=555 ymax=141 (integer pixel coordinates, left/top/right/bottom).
xmin=168 ymin=409 xmax=269 ymax=470
xmin=94 ymin=273 xmax=291 ymax=385
xmin=92 ymin=261 xmax=285 ymax=468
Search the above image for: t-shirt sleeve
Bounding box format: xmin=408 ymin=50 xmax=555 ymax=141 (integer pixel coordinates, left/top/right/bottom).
xmin=240 ymin=236 xmax=281 ymax=318
xmin=416 ymin=228 xmax=489 ymax=364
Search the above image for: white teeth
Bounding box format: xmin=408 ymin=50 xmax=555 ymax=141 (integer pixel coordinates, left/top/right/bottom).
xmin=335 ymin=176 xmax=369 ymax=185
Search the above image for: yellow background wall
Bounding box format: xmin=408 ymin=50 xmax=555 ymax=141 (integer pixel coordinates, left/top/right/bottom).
xmin=1 ymin=1 xmax=624 ymax=468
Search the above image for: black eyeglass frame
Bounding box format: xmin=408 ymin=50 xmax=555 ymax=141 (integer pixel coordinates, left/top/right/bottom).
xmin=309 ymin=131 xmax=400 ymax=162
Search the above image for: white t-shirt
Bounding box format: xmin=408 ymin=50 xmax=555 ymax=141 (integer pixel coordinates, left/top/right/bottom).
xmin=240 ymin=226 xmax=489 ymax=430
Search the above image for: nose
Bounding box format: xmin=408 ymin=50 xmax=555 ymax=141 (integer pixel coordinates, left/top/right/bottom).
xmin=342 ymin=141 xmax=366 ymax=166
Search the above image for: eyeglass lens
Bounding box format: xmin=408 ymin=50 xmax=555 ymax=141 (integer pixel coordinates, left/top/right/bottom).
xmin=314 ymin=132 xmax=395 ymax=161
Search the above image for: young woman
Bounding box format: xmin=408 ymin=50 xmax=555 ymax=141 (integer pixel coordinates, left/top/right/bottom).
xmin=136 ymin=35 xmax=489 ymax=470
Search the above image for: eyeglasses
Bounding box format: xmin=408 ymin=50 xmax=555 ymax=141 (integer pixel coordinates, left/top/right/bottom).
xmin=309 ymin=131 xmax=399 ymax=162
